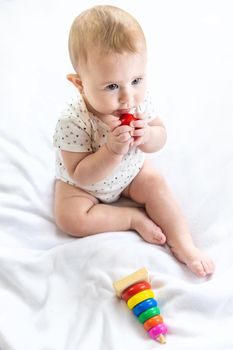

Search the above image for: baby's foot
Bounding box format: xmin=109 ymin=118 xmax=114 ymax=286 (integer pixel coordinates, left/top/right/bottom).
xmin=131 ymin=208 xmax=166 ymax=245
xmin=170 ymin=243 xmax=215 ymax=277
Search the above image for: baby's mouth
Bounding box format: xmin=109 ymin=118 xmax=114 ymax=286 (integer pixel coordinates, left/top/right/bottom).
xmin=115 ymin=107 xmax=136 ymax=116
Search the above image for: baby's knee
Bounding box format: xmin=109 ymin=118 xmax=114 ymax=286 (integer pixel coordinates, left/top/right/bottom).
xmin=144 ymin=170 xmax=167 ymax=190
xmin=54 ymin=207 xmax=88 ymax=237
xmin=141 ymin=171 xmax=169 ymax=202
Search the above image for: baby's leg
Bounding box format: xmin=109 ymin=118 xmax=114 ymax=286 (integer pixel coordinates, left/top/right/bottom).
xmin=54 ymin=180 xmax=164 ymax=243
xmin=123 ymin=161 xmax=215 ymax=277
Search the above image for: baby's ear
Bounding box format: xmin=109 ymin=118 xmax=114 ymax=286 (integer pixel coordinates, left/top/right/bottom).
xmin=66 ymin=74 xmax=83 ymax=93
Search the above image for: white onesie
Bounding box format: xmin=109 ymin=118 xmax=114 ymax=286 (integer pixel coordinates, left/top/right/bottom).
xmin=53 ymin=91 xmax=156 ymax=203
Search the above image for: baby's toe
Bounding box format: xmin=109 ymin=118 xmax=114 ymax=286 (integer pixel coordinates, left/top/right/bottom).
xmin=152 ymin=228 xmax=166 ymax=245
xmin=204 ymin=259 xmax=215 ymax=274
xmin=190 ymin=258 xmax=215 ymax=277
xmin=202 ymin=260 xmax=211 ymax=275
xmin=190 ymin=261 xmax=207 ymax=277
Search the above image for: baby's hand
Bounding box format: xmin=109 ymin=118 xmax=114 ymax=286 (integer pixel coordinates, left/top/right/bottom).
xmin=129 ymin=113 xmax=151 ymax=147
xmin=107 ymin=120 xmax=133 ymax=155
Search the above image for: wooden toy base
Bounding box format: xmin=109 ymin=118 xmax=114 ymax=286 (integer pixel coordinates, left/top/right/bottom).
xmin=113 ymin=267 xmax=149 ymax=298
xmin=157 ymin=334 xmax=166 ymax=344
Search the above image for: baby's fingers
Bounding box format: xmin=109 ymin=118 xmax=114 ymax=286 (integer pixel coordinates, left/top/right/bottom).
xmin=130 ymin=119 xmax=146 ymax=128
xmin=134 ymin=112 xmax=145 ymax=120
xmin=111 ymin=125 xmax=132 ymax=136
xmin=109 ymin=119 xmax=121 ymax=132
xmin=117 ymin=132 xmax=133 ymax=143
xmin=131 ymin=127 xmax=145 ymax=138
xmin=130 ymin=136 xmax=144 ymax=147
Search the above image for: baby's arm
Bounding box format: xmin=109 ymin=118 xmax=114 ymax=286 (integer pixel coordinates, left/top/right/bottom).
xmin=61 ymin=124 xmax=133 ymax=186
xmin=61 ymin=146 xmax=121 ymax=185
xmin=131 ymin=117 xmax=167 ymax=153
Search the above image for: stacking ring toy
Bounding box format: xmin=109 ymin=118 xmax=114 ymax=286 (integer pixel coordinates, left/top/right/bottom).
xmin=113 ymin=267 xmax=168 ymax=344
xmin=138 ymin=306 xmax=160 ymax=323
xmin=127 ymin=289 xmax=154 ymax=309
xmin=121 ymin=281 xmax=151 ymax=301
xmin=144 ymin=315 xmax=164 ymax=331
xmin=120 ymin=113 xmax=139 ymax=126
xmin=120 ymin=113 xmax=140 ymax=140
xmin=148 ymin=323 xmax=168 ymax=340
xmin=133 ymin=298 xmax=157 ymax=317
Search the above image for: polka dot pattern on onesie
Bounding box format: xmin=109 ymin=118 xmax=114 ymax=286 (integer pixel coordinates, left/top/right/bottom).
xmin=53 ymin=91 xmax=157 ymax=203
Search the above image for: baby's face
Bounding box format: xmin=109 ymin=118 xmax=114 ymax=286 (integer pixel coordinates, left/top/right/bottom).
xmin=79 ymin=50 xmax=147 ymax=120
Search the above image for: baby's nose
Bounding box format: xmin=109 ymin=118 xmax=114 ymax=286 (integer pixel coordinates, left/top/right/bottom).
xmin=119 ymin=89 xmax=131 ymax=105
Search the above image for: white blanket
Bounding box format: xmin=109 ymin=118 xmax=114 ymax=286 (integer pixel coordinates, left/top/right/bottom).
xmin=1 ymin=1 xmax=233 ymax=349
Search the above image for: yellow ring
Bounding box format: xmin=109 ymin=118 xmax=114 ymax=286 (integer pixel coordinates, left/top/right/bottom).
xmin=127 ymin=289 xmax=154 ymax=309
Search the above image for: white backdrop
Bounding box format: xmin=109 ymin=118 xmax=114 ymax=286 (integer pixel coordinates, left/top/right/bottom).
xmin=0 ymin=1 xmax=233 ymax=349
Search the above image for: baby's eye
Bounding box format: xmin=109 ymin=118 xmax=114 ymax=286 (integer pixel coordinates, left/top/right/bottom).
xmin=105 ymin=83 xmax=119 ymax=91
xmin=132 ymin=78 xmax=142 ymax=86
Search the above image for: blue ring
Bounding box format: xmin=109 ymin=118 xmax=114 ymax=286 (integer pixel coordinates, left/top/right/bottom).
xmin=132 ymin=298 xmax=157 ymax=317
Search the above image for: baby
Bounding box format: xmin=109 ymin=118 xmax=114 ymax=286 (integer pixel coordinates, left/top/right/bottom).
xmin=53 ymin=5 xmax=215 ymax=277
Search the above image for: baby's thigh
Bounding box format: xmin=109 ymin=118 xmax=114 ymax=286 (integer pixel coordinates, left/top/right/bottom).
xmin=124 ymin=161 xmax=165 ymax=203
xmin=54 ymin=180 xmax=99 ymax=234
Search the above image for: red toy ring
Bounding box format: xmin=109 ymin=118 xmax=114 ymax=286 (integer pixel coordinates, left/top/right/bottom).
xmin=120 ymin=113 xmax=139 ymax=126
xmin=121 ymin=281 xmax=151 ymax=302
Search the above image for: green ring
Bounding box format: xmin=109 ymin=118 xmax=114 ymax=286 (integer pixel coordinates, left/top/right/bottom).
xmin=138 ymin=306 xmax=160 ymax=324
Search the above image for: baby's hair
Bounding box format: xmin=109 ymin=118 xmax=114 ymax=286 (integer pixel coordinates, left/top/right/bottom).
xmin=68 ymin=5 xmax=146 ymax=72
